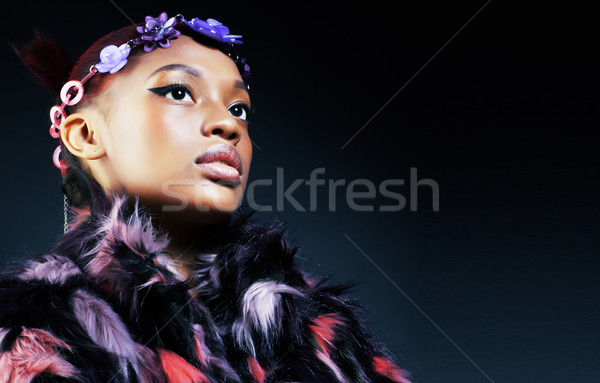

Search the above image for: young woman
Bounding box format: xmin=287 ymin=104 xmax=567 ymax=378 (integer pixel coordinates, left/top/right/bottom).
xmin=0 ymin=12 xmax=412 ymax=383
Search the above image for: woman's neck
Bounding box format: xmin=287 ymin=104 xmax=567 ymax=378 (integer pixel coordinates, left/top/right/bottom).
xmin=125 ymin=196 xmax=230 ymax=280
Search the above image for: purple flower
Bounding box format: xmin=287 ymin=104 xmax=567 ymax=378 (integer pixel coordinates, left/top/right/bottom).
xmin=183 ymin=17 xmax=243 ymax=44
xmin=237 ymin=57 xmax=251 ymax=83
xmin=135 ymin=12 xmax=181 ymax=52
xmin=95 ymin=43 xmax=131 ymax=74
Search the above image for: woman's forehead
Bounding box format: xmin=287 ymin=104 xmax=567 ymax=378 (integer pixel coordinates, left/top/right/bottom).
xmin=135 ymin=35 xmax=241 ymax=78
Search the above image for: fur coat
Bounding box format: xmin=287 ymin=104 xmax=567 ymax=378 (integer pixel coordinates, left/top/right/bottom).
xmin=0 ymin=188 xmax=411 ymax=383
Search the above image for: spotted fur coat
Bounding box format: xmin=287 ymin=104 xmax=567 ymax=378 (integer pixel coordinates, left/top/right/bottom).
xmin=0 ymin=189 xmax=411 ymax=382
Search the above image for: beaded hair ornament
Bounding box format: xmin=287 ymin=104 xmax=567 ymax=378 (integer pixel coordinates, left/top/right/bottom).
xmin=49 ymin=12 xmax=250 ymax=176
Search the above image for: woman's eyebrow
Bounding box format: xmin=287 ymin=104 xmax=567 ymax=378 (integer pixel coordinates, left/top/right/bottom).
xmin=147 ymin=64 xmax=202 ymax=79
xmin=234 ymin=80 xmax=247 ymax=90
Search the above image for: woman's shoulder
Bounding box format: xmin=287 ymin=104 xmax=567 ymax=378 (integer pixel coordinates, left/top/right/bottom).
xmin=0 ymin=252 xmax=129 ymax=382
xmin=0 ymin=252 xmax=89 ymax=328
xmin=0 ymin=196 xmax=241 ymax=382
xmin=192 ymin=212 xmax=413 ymax=383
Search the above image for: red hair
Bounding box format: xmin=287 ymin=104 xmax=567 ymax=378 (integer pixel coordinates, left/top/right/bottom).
xmin=13 ymin=24 xmax=142 ymax=210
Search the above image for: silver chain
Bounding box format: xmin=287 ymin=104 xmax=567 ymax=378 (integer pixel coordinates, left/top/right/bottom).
xmin=63 ymin=194 xmax=69 ymax=234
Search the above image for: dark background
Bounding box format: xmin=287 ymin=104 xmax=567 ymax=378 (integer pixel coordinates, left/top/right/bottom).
xmin=2 ymin=1 xmax=598 ymax=382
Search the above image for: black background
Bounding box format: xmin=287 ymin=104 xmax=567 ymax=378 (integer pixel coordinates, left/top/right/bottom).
xmin=2 ymin=1 xmax=598 ymax=382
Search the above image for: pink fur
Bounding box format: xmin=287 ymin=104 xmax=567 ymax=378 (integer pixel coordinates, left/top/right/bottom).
xmin=70 ymin=290 xmax=165 ymax=382
xmin=19 ymin=254 xmax=81 ymax=285
xmin=315 ymin=350 xmax=347 ymax=383
xmin=191 ymin=324 xmax=240 ymax=380
xmin=152 ymin=254 xmax=186 ymax=281
xmin=68 ymin=205 xmax=91 ymax=230
xmin=83 ymin=194 xmax=170 ymax=276
xmin=0 ymin=327 xmax=78 ymax=383
xmin=192 ymin=324 xmax=209 ymax=367
xmin=137 ymin=272 xmax=168 ymax=289
xmin=233 ymin=280 xmax=303 ymax=356
xmin=134 ymin=344 xmax=168 ymax=383
xmin=309 ymin=313 xmax=347 ymax=382
xmin=71 ymin=290 xmax=140 ymax=376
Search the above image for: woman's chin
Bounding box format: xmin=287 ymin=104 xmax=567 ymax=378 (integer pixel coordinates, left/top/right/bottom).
xmin=134 ymin=193 xmax=239 ymax=224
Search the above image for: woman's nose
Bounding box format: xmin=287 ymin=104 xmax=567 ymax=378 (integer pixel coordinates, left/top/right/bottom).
xmin=201 ymin=106 xmax=241 ymax=144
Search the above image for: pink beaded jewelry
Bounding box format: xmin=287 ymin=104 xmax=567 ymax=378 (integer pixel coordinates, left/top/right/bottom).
xmin=49 ymin=68 xmax=98 ymax=176
xmin=47 ymin=12 xmax=249 ymax=177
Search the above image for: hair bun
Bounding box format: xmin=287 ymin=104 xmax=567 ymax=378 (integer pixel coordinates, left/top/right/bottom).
xmin=13 ymin=30 xmax=74 ymax=96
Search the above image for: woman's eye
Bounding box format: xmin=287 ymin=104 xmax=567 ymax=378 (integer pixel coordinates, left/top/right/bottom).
xmin=229 ymin=103 xmax=250 ymax=121
xmin=148 ymin=85 xmax=194 ymax=103
xmin=166 ymin=87 xmax=193 ymax=102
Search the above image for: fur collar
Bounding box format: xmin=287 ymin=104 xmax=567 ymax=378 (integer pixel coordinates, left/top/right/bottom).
xmin=46 ymin=186 xmax=323 ymax=380
xmin=2 ymin=183 xmax=412 ymax=382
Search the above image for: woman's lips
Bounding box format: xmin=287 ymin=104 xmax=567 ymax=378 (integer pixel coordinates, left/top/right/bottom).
xmin=196 ymin=161 xmax=241 ymax=182
xmin=195 ymin=144 xmax=242 ymax=183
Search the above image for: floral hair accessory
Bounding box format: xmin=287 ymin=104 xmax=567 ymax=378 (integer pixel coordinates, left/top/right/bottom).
xmin=135 ymin=12 xmax=181 ymax=52
xmin=182 ymin=18 xmax=242 ymax=44
xmin=95 ymin=43 xmax=131 ymax=73
xmin=48 ymin=12 xmax=250 ymax=176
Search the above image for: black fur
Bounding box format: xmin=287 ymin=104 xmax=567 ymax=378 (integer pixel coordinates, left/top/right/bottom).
xmin=0 ymin=189 xmax=411 ymax=382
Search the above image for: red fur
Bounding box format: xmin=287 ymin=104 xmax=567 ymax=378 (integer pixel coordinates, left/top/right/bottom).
xmin=247 ymin=356 xmax=266 ymax=383
xmin=308 ymin=313 xmax=345 ymax=354
xmin=158 ymin=349 xmax=209 ymax=383
xmin=308 ymin=313 xmax=349 ymax=381
xmin=0 ymin=327 xmax=78 ymax=382
xmin=373 ymin=356 xmax=411 ymax=383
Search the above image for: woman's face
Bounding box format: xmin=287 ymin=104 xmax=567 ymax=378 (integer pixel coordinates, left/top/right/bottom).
xmin=89 ymin=35 xmax=252 ymax=223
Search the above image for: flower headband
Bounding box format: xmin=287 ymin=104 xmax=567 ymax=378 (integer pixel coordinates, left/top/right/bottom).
xmin=49 ymin=12 xmax=250 ymax=176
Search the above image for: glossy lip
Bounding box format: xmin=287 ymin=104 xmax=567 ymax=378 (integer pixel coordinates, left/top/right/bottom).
xmin=195 ymin=143 xmax=243 ymax=181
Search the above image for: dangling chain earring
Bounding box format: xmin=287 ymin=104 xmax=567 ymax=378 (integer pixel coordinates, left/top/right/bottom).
xmin=63 ymin=194 xmax=69 ymax=234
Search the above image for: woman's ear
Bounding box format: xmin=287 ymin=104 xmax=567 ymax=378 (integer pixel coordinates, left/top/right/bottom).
xmin=60 ymin=112 xmax=106 ymax=160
